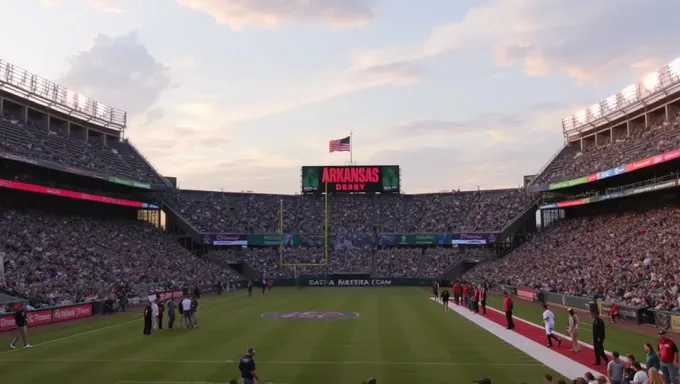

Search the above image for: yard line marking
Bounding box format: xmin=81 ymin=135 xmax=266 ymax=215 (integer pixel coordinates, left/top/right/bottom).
xmin=0 ymin=358 xmax=543 ymax=366
xmin=0 ymin=293 xmax=245 ymax=356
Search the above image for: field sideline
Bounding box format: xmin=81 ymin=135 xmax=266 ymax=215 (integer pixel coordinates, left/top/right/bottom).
xmin=0 ymin=287 xmax=651 ymax=384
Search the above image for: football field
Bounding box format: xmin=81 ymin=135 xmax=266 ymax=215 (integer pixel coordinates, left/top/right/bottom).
xmin=0 ymin=288 xmax=588 ymax=383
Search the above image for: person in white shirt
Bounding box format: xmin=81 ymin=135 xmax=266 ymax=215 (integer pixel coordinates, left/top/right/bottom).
xmin=180 ymin=297 xmax=194 ymax=328
xmin=567 ymin=308 xmax=580 ymax=352
xmin=542 ymin=304 xmax=561 ymax=347
xmin=151 ymin=301 xmax=159 ymax=331
xmin=630 ymin=361 xmax=648 ymax=384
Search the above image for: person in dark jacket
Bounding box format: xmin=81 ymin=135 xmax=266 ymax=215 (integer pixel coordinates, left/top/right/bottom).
xmin=166 ymin=298 xmax=176 ymax=330
xmin=644 ymin=342 xmax=661 ymax=370
xmin=143 ymin=302 xmax=153 ymax=335
xmin=592 ymin=312 xmax=608 ymax=365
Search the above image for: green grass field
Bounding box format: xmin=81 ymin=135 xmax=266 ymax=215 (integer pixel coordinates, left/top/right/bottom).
xmin=0 ymin=288 xmax=653 ymax=384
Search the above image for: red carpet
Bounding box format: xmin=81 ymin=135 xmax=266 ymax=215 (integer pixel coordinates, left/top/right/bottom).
xmin=463 ymin=303 xmax=610 ymax=376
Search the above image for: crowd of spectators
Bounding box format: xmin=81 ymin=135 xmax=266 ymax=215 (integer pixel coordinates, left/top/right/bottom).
xmin=533 ymin=112 xmax=680 ymax=186
xmin=0 ymin=112 xmax=165 ymax=185
xmin=464 ymin=206 xmax=680 ymax=310
xmin=168 ymin=188 xmax=533 ymax=234
xmin=1 ymin=208 xmax=239 ymax=306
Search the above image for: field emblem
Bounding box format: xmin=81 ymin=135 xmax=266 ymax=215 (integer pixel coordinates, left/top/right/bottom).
xmin=261 ymin=311 xmax=359 ymax=320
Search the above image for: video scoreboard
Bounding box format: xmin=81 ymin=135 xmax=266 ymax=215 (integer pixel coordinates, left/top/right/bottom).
xmin=301 ymin=165 xmax=400 ymax=194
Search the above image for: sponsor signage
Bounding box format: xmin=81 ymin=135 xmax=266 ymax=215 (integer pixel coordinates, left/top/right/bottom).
xmin=378 ymin=233 xmax=450 ymax=246
xmin=451 ymin=233 xmax=497 ymax=245
xmin=247 ymin=234 xmax=301 ymax=246
xmin=301 ymin=165 xmax=400 ymax=194
xmin=599 ymin=301 xmax=642 ymax=323
xmin=540 ymin=179 xmax=679 ymax=210
xmin=0 ymin=303 xmax=93 ymax=331
xmin=516 ymin=288 xmax=536 ymax=301
xmin=671 ymin=314 xmax=680 ymax=332
xmin=0 ymin=178 xmax=158 ymax=209
xmin=308 ymin=279 xmax=393 ymax=286
xmin=532 ymin=147 xmax=680 ymax=193
xmin=0 ymin=150 xmax=161 ymax=190
xmin=542 ymin=292 xmax=593 ymax=312
xmin=203 ymin=234 xmax=248 ymax=246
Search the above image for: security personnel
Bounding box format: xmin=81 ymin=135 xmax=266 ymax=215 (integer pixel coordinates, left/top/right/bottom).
xmin=503 ymin=291 xmax=515 ymax=329
xmin=592 ymin=312 xmax=608 ymax=365
xmin=143 ymin=301 xmax=152 ymax=335
xmin=238 ymin=347 xmax=260 ymax=384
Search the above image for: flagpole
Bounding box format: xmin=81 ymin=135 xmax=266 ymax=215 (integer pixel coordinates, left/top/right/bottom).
xmin=349 ymin=131 xmax=353 ymax=164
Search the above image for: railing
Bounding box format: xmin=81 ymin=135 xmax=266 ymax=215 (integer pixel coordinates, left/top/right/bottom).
xmin=526 ymin=145 xmax=565 ymax=187
xmin=123 ymin=138 xmax=174 ymax=188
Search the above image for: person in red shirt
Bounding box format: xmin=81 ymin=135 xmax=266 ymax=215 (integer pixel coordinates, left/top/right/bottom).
xmin=453 ymin=282 xmax=461 ymax=305
xmin=610 ymin=304 xmax=620 ymax=323
xmin=462 ymin=284 xmax=470 ymax=309
xmin=503 ymin=291 xmax=515 ymax=329
xmin=472 ymin=287 xmax=480 ymax=314
xmin=657 ymin=330 xmax=679 ymax=384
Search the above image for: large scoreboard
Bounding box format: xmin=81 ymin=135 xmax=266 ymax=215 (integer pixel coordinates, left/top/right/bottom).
xmin=301 ymin=165 xmax=400 ymax=194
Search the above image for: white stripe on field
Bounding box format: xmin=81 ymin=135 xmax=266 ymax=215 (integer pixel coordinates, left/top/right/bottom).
xmin=0 ymin=357 xmax=543 ymax=366
xmin=0 ymin=293 xmax=246 ymax=356
xmin=431 ymin=298 xmax=593 ymax=379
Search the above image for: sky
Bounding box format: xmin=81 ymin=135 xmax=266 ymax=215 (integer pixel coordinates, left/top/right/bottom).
xmin=1 ymin=0 xmax=680 ymax=194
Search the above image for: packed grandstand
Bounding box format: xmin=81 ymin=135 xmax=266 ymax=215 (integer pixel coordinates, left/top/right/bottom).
xmin=1 ymin=57 xmax=680 ymax=317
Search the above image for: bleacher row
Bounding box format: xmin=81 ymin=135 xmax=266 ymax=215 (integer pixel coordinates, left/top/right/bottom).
xmin=0 ymin=106 xmax=680 ymax=310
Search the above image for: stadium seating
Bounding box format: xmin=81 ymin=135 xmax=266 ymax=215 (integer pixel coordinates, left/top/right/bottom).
xmin=0 ymin=113 xmax=166 ymax=185
xmin=1 ymin=208 xmax=239 ymax=306
xmin=532 ymin=112 xmax=680 ymax=186
xmin=463 ymin=206 xmax=680 ymax=310
xmin=167 ymin=188 xmax=533 ymax=234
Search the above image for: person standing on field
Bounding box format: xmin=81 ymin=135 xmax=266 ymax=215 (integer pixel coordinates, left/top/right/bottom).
xmin=567 ymin=308 xmax=580 ymax=352
xmin=657 ymin=330 xmax=679 ymax=384
xmin=9 ymin=303 xmax=32 ymax=348
xmin=151 ymin=299 xmax=159 ymax=332
xmin=143 ymin=301 xmax=152 ymax=335
xmin=166 ymin=298 xmax=176 ymax=330
xmin=190 ymin=296 xmax=199 ymax=328
xmin=592 ymin=312 xmax=608 ymax=366
xmin=503 ymin=291 xmax=515 ymax=330
xmin=180 ymin=296 xmax=194 ymax=328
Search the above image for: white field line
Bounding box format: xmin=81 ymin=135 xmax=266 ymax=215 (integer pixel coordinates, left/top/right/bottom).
xmin=0 ymin=293 xmax=246 ymax=357
xmin=483 ymin=303 xmax=636 ymax=365
xmin=431 ymin=298 xmax=593 ymax=379
xmin=0 ymin=357 xmax=543 ymax=366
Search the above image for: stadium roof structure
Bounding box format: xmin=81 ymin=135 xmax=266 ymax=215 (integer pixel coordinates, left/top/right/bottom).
xmin=0 ymin=58 xmax=126 ymax=130
xmin=562 ymin=57 xmax=680 ymax=141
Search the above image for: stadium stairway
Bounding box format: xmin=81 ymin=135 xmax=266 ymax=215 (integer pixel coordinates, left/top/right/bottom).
xmin=497 ymin=197 xmax=540 ymax=243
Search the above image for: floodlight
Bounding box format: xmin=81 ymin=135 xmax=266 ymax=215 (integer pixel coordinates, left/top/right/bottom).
xmin=669 ymin=57 xmax=680 ymax=79
xmin=590 ymin=103 xmax=601 ymax=118
xmin=643 ymin=71 xmax=660 ymax=91
xmin=621 ymin=84 xmax=637 ymax=101
xmin=605 ymin=95 xmax=618 ymax=110
xmin=575 ymin=109 xmax=587 ymax=123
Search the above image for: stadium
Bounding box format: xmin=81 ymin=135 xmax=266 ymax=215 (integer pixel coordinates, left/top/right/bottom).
xmin=1 ymin=38 xmax=680 ymax=384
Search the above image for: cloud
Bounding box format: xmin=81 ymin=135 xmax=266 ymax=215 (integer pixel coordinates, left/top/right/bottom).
xmin=176 ymin=0 xmax=376 ymax=30
xmin=395 ymin=113 xmax=525 ymax=142
xmin=352 ymin=0 xmax=680 ymax=85
xmin=59 ymin=31 xmax=173 ymax=116
xmin=41 ymin=0 xmax=125 ymax=12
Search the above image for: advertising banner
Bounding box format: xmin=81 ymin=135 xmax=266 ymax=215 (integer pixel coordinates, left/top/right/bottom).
xmin=543 ymin=292 xmax=593 ymax=312
xmin=548 ymin=176 xmax=588 ymax=190
xmin=301 ymin=165 xmax=400 ymax=194
xmin=203 ymin=234 xmax=248 ymax=246
xmin=599 ymin=301 xmax=642 ymax=323
xmin=0 ymin=303 xmax=93 ymax=331
xmin=52 ymin=303 xmax=93 ymax=323
xmin=516 ymin=288 xmax=536 ymax=301
xmin=378 ymin=233 xmax=450 ymax=246
xmin=671 ymin=314 xmax=680 ymax=332
xmin=451 ymin=233 xmax=498 ymax=245
xmin=247 ymin=234 xmax=301 ymax=246
xmin=299 ymin=277 xmax=431 ymax=287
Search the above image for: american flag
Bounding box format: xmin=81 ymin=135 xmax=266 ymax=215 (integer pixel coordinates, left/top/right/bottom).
xmin=329 ymin=136 xmax=351 ymax=153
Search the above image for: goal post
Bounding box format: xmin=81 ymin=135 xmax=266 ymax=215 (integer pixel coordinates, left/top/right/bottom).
xmin=279 ymin=182 xmax=329 ymax=268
